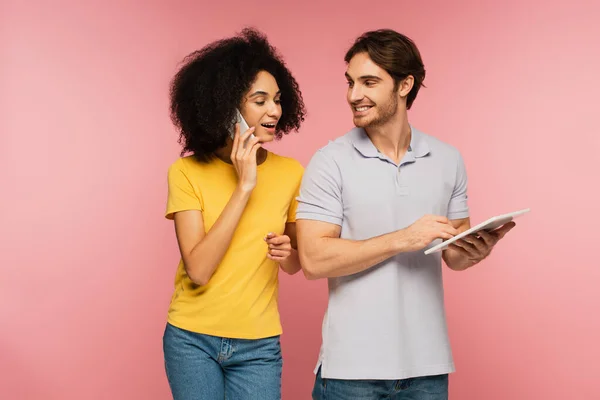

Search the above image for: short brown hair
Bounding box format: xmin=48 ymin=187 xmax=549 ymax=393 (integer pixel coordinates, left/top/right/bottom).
xmin=345 ymin=29 xmax=426 ymax=109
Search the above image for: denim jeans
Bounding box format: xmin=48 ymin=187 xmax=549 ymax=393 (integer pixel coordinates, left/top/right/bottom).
xmin=312 ymin=366 xmax=448 ymax=400
xmin=163 ymin=323 xmax=282 ymax=400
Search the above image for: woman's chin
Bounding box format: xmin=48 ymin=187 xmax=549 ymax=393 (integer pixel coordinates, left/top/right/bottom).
xmin=255 ymin=133 xmax=275 ymax=143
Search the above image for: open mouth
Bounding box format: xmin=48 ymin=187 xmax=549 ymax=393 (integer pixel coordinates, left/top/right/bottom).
xmin=354 ymin=105 xmax=373 ymax=112
xmin=261 ymin=123 xmax=277 ymax=129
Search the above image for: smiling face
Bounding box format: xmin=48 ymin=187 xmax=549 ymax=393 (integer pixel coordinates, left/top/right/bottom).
xmin=239 ymin=70 xmax=282 ymax=143
xmin=345 ymin=52 xmax=399 ymax=129
xmin=345 ymin=52 xmax=415 ymax=129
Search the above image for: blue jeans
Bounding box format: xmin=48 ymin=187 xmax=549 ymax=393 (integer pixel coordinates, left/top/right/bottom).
xmin=312 ymin=366 xmax=448 ymax=400
xmin=163 ymin=323 xmax=282 ymax=400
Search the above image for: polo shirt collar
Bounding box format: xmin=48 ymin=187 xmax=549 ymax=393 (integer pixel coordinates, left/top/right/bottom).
xmin=350 ymin=125 xmax=430 ymax=161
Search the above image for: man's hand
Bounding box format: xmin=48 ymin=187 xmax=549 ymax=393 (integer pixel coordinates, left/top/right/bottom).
xmin=448 ymin=222 xmax=516 ymax=265
xmin=402 ymin=215 xmax=460 ymax=252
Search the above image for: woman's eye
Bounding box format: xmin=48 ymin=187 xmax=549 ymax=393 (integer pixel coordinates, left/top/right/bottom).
xmin=255 ymin=101 xmax=265 ymax=106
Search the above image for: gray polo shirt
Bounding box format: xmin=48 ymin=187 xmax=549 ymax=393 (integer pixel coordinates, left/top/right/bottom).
xmin=296 ymin=126 xmax=469 ymax=380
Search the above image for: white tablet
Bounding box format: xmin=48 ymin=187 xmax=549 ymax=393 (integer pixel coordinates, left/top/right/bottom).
xmin=423 ymin=208 xmax=530 ymax=255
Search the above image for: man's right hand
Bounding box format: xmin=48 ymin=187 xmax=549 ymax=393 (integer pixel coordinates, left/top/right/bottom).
xmin=401 ymin=215 xmax=459 ymax=252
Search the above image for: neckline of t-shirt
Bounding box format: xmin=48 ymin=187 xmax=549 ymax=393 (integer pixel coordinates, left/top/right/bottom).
xmin=214 ymin=149 xmax=271 ymax=170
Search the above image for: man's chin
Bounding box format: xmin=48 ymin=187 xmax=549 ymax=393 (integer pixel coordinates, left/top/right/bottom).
xmin=353 ymin=118 xmax=377 ymax=128
xmin=353 ymin=116 xmax=371 ymax=128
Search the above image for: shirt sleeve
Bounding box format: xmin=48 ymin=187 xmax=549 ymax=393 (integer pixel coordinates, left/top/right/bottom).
xmin=296 ymin=149 xmax=343 ymax=226
xmin=287 ymin=175 xmax=302 ymax=223
xmin=165 ymin=160 xmax=203 ymax=220
xmin=447 ymin=151 xmax=470 ymax=220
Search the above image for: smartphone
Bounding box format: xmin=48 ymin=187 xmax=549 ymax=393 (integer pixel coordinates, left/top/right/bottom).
xmin=231 ymin=109 xmax=255 ymax=147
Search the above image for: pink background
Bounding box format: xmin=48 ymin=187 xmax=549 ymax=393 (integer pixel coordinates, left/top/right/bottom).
xmin=2 ymin=0 xmax=599 ymax=398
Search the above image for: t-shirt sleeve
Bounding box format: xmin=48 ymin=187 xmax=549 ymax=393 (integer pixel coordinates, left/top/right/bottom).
xmin=447 ymin=151 xmax=470 ymax=220
xmin=165 ymin=160 xmax=203 ymax=220
xmin=286 ymin=166 xmax=304 ymax=223
xmin=295 ymin=149 xmax=343 ymax=226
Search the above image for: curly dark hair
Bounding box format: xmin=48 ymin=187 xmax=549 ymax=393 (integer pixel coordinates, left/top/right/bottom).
xmin=169 ymin=27 xmax=306 ymax=161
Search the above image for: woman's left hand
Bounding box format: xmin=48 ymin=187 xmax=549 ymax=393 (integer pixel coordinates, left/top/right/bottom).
xmin=265 ymin=233 xmax=292 ymax=262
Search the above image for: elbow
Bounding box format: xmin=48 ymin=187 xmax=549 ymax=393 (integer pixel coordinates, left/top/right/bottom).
xmin=188 ymin=271 xmax=210 ymax=286
xmin=184 ymin=264 xmax=210 ymax=286
xmin=303 ymin=269 xmax=321 ymax=280
xmin=302 ymin=263 xmax=322 ymax=280
xmin=299 ymin=252 xmax=323 ymax=280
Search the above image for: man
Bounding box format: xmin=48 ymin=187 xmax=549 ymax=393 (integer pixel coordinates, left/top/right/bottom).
xmin=295 ymin=29 xmax=516 ymax=400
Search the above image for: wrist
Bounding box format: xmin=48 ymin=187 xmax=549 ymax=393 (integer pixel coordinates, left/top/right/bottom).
xmin=235 ymin=183 xmax=255 ymax=196
xmin=280 ymin=248 xmax=297 ymax=264
xmin=392 ymin=228 xmax=412 ymax=253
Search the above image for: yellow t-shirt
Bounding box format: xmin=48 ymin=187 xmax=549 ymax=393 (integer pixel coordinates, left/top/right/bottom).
xmin=165 ymin=151 xmax=303 ymax=339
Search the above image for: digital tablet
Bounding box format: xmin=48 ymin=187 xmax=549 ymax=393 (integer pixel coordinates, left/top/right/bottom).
xmin=424 ymin=208 xmax=530 ymax=255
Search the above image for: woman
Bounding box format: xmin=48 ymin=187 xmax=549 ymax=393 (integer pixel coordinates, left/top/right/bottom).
xmin=162 ymin=28 xmax=306 ymax=400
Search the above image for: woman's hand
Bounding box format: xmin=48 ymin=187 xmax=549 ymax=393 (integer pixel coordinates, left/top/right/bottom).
xmin=230 ymin=124 xmax=261 ymax=192
xmin=265 ymin=232 xmax=293 ymax=262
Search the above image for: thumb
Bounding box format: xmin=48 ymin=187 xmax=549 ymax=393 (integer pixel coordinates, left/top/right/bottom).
xmin=264 ymin=232 xmax=275 ymax=241
xmin=495 ymin=221 xmax=516 ymax=239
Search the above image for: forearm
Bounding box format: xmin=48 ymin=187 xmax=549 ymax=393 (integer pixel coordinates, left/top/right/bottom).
xmin=300 ymin=230 xmax=409 ymax=279
xmin=184 ymin=186 xmax=251 ymax=284
xmin=278 ymin=249 xmax=302 ymax=275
